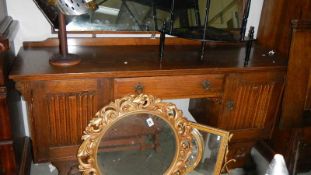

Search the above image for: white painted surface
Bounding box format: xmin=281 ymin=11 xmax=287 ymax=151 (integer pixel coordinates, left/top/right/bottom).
xmin=6 ymin=0 xmax=54 ymax=50
xmin=163 ymin=99 xmax=196 ymax=122
xmin=6 ymin=0 xmax=264 ymax=137
xmin=21 ymin=98 xmax=30 ymax=136
xmin=246 ymin=0 xmax=264 ymax=38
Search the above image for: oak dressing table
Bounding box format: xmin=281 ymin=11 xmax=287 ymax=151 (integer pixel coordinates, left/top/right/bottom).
xmin=9 ymin=38 xmax=287 ymax=173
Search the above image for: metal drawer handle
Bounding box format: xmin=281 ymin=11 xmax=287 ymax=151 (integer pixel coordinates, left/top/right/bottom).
xmin=226 ymin=100 xmax=235 ymax=111
xmin=202 ymin=80 xmax=211 ymax=90
xmin=134 ymin=83 xmax=144 ymax=94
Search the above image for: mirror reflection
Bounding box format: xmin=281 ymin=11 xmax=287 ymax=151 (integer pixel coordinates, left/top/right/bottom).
xmin=67 ymin=0 xmax=167 ymax=31
xmin=208 ymin=0 xmax=245 ymax=29
xmin=170 ymin=0 xmax=244 ymax=29
xmin=97 ymin=113 xmax=176 ymax=175
xmin=35 ymin=0 xmax=248 ymax=34
xmin=186 ymin=124 xmax=229 ymax=175
xmin=190 ymin=133 xmax=223 ymax=174
xmin=169 ymin=0 xmax=246 ymax=41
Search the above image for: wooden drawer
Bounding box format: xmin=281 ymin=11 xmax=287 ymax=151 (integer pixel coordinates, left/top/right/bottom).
xmin=114 ymin=74 xmax=224 ymax=99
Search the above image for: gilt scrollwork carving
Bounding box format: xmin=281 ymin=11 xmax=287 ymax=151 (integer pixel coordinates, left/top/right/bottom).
xmin=77 ymin=94 xmax=195 ymax=175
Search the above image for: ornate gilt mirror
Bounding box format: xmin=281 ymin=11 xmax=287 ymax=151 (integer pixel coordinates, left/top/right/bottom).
xmin=186 ymin=123 xmax=231 ymax=175
xmin=77 ymin=94 xmax=230 ymax=175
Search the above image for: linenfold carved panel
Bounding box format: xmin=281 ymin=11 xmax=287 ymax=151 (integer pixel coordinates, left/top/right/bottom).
xmin=229 ymin=82 xmax=275 ymax=129
xmin=220 ymin=73 xmax=284 ymax=130
xmin=47 ymin=91 xmax=97 ymax=146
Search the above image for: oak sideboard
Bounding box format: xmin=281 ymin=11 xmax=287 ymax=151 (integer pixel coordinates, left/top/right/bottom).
xmin=9 ymin=39 xmax=287 ymax=173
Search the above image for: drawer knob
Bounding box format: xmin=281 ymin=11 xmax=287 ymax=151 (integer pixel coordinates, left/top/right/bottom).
xmin=134 ymin=83 xmax=144 ymax=94
xmin=202 ymin=80 xmax=211 ymax=90
xmin=226 ymin=100 xmax=235 ymax=111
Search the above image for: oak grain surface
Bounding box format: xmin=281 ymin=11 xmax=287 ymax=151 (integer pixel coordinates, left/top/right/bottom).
xmin=10 ymin=44 xmax=287 ymax=81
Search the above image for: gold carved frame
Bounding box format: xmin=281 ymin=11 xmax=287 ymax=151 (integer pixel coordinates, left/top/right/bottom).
xmin=189 ymin=122 xmax=231 ymax=175
xmin=77 ymin=94 xmax=231 ymax=175
xmin=77 ymin=94 xmax=196 ymax=175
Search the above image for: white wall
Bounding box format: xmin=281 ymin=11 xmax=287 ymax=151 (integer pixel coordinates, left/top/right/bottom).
xmin=247 ymin=0 xmax=264 ymax=37
xmin=6 ymin=0 xmax=264 ymax=136
xmin=6 ymin=0 xmax=54 ymax=50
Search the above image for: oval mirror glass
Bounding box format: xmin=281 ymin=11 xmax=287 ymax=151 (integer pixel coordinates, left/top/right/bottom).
xmin=97 ymin=113 xmax=176 ymax=175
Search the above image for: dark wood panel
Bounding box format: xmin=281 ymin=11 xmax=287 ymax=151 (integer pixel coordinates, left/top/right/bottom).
xmin=257 ymin=0 xmax=311 ymax=56
xmin=257 ymin=0 xmax=286 ymax=53
xmin=0 ymin=142 xmax=16 ymax=175
xmin=22 ymin=37 xmax=246 ymax=48
xmin=305 ymin=70 xmax=311 ymax=110
xmin=230 ymin=129 xmax=265 ymax=141
xmin=274 ymin=1 xmax=303 ymax=55
xmin=189 ymin=98 xmax=222 ymax=127
xmin=49 ymin=145 xmax=79 ymax=161
xmin=23 ymin=37 xmax=201 ymax=48
xmin=280 ymin=21 xmax=311 ymax=128
xmin=301 ymin=1 xmax=311 ymax=19
xmin=10 ymin=44 xmax=288 ymax=81
xmin=0 ymin=88 xmax=11 ymax=140
xmin=0 ymin=53 xmax=7 ymax=85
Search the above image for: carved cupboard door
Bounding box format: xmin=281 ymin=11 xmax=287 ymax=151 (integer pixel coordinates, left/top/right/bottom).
xmin=219 ymin=72 xmax=285 ymax=167
xmin=27 ymin=78 xmax=112 ymax=162
xmin=219 ymin=72 xmax=285 ymax=135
